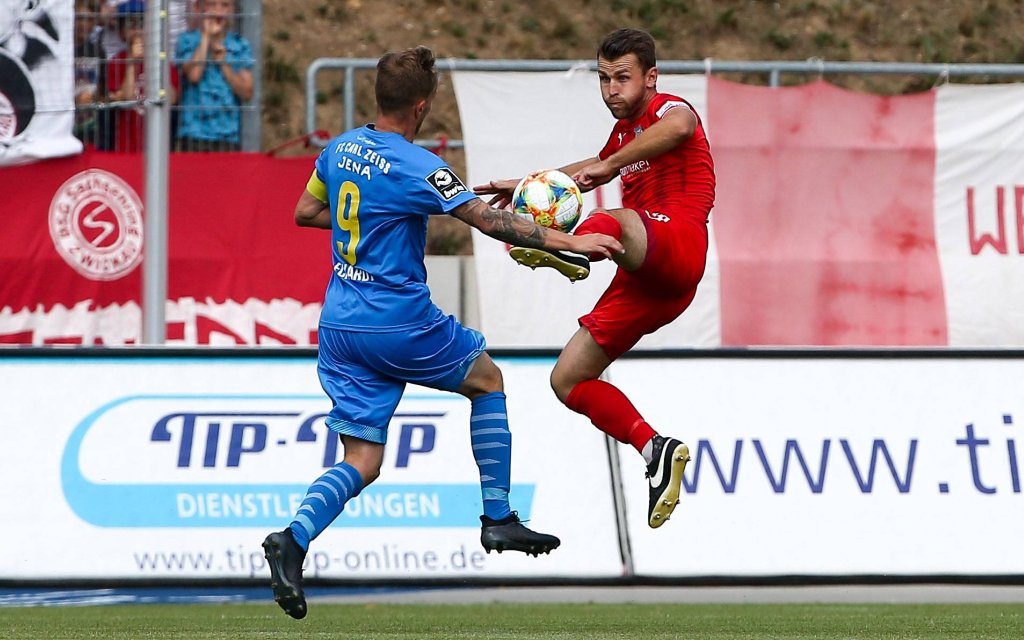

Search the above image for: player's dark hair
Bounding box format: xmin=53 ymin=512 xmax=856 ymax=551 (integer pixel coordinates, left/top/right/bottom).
xmin=598 ymin=28 xmax=657 ymax=71
xmin=375 ymin=46 xmax=438 ymax=115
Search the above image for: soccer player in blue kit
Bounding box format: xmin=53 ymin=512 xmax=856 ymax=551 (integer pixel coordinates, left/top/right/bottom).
xmin=262 ymin=46 xmax=623 ymax=619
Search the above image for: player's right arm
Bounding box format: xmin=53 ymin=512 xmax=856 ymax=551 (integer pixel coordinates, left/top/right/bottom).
xmin=471 ymin=156 xmax=600 ymax=207
xmin=294 ymin=169 xmax=331 ymax=229
xmin=451 ymin=198 xmax=622 ymax=258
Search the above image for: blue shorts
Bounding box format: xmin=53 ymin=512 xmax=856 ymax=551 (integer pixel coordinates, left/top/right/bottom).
xmin=316 ymin=315 xmax=486 ymax=444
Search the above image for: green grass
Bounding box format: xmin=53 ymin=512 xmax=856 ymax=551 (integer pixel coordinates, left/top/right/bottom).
xmin=3 ymin=602 xmax=1024 ymax=639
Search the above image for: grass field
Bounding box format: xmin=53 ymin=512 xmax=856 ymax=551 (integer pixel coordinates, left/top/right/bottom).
xmin=4 ymin=602 xmax=1024 ymax=639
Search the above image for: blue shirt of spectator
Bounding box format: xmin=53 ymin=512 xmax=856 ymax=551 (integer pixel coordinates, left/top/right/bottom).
xmin=175 ymin=29 xmax=252 ymax=145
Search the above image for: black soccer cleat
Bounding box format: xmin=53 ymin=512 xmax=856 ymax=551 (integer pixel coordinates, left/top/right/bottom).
xmin=262 ymin=529 xmax=308 ymax=619
xmin=480 ymin=511 xmax=561 ymax=556
xmin=509 ymin=247 xmax=590 ymax=282
xmin=646 ymin=435 xmax=691 ymax=529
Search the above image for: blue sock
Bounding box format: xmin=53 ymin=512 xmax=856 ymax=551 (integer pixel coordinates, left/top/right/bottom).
xmin=470 ymin=391 xmax=512 ymax=521
xmin=288 ymin=461 xmax=363 ymax=551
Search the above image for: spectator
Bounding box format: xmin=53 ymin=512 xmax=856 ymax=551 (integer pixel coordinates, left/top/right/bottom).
xmin=100 ymin=0 xmax=192 ymax=58
xmin=106 ymin=0 xmax=179 ymax=152
xmin=99 ymin=0 xmax=126 ymax=60
xmin=175 ymin=0 xmax=253 ymax=151
xmin=73 ymin=0 xmax=107 ymax=147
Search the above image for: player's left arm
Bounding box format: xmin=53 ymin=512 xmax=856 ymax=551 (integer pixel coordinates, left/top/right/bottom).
xmin=295 ymin=191 xmax=330 ymax=228
xmin=472 ymin=156 xmax=601 ymax=208
xmin=573 ymin=107 xmax=696 ymax=190
xmin=295 ymin=170 xmax=331 ymax=229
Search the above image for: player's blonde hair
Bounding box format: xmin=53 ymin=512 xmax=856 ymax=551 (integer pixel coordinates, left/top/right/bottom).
xmin=375 ymin=46 xmax=438 ymax=115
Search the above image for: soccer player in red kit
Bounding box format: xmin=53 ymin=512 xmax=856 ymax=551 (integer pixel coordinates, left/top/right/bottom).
xmin=474 ymin=28 xmax=715 ymax=528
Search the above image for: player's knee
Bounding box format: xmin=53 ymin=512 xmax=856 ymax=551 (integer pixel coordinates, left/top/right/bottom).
xmin=347 ymin=458 xmax=382 ymax=486
xmin=341 ymin=437 xmax=384 ymax=485
xmin=473 ymin=363 xmax=504 ymax=396
xmin=361 ymin=466 xmax=381 ymax=486
xmin=458 ymin=354 xmax=504 ymax=398
xmin=549 ymin=368 xmax=573 ymax=405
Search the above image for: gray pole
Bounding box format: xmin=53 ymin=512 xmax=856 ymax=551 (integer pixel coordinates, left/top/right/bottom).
xmin=239 ymin=0 xmax=262 ymax=152
xmin=143 ymin=0 xmax=169 ymax=344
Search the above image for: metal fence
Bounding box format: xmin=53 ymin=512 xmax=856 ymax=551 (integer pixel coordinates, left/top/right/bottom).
xmin=305 ymin=57 xmax=1024 ymax=150
xmin=73 ymin=0 xmax=261 ymax=153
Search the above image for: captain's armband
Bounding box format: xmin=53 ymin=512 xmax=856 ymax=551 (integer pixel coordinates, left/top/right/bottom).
xmin=306 ymin=170 xmax=328 ymax=203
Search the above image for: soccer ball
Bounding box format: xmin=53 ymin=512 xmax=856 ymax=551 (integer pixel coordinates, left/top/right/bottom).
xmin=511 ymin=169 xmax=583 ymax=233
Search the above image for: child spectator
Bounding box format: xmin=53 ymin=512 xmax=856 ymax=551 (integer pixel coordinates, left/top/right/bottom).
xmin=106 ymin=0 xmax=179 ymax=152
xmin=175 ymin=0 xmax=252 ymax=151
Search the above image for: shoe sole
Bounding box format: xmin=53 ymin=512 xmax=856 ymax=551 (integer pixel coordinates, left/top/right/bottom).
xmin=649 ymin=442 xmax=691 ymax=529
xmin=509 ymin=247 xmax=589 ymax=282
xmin=262 ymin=534 xmax=307 ymax=620
xmin=482 ymin=539 xmax=561 ymax=557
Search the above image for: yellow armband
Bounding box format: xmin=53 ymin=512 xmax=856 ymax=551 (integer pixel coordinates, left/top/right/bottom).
xmin=306 ymin=170 xmax=328 ymax=203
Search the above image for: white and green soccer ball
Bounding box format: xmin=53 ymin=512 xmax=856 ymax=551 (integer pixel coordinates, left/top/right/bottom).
xmin=511 ymin=169 xmax=583 ymax=233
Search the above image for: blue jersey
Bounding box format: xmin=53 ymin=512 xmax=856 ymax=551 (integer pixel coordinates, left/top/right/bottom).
xmin=308 ymin=125 xmax=477 ymax=331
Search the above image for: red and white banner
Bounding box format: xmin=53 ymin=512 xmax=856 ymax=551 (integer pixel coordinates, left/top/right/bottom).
xmin=0 ymin=151 xmax=325 ymax=344
xmin=4 ymin=77 xmax=1024 ymax=347
xmin=454 ymin=73 xmax=1024 ymax=348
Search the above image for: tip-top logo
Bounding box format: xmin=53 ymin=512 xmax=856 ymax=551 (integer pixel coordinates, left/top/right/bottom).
xmin=48 ymin=169 xmax=144 ymax=281
xmin=60 ymin=394 xmax=535 ymax=528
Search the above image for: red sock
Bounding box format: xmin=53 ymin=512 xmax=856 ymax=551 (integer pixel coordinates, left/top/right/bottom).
xmin=575 ymin=212 xmax=622 ymax=262
xmin=565 ymin=379 xmax=655 ymax=453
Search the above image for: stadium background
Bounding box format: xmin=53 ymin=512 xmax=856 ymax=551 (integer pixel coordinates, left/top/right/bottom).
xmin=263 ymin=0 xmax=1024 ymax=254
xmin=3 ymin=0 xmax=1024 ymax=614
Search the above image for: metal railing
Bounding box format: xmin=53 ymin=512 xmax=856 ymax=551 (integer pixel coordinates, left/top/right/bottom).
xmin=305 ymin=57 xmax=1024 ymax=149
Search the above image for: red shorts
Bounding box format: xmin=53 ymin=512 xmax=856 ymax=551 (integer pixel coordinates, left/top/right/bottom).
xmin=579 ymin=209 xmax=709 ymax=360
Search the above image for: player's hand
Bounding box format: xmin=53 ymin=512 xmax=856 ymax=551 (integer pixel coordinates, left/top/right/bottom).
xmin=211 ymin=42 xmax=227 ymax=62
xmin=569 ymin=233 xmax=623 ymax=261
xmin=472 ymin=179 xmax=518 ymax=209
xmin=572 ymin=160 xmax=616 ymax=192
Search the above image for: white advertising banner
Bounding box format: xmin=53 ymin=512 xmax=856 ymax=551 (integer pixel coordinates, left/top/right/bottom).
xmin=0 ymin=0 xmax=82 ymax=166
xmin=934 ymin=83 xmax=1024 ymax=346
xmin=610 ymin=356 xmax=1024 ymax=576
xmin=0 ymin=355 xmax=621 ymax=580
xmin=452 ymin=71 xmax=720 ymax=349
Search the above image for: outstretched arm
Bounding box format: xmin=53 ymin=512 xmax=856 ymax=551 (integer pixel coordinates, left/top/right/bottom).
xmin=451 ymin=198 xmax=623 ymax=258
xmin=471 ymin=177 xmax=519 ymax=209
xmin=573 ymin=107 xmax=696 ymax=191
xmin=472 ymin=156 xmax=601 ymax=206
xmin=557 ymin=156 xmax=601 ymax=179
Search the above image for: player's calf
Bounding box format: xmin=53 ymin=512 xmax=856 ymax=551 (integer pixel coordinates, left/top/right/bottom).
xmin=574 ymin=210 xmax=623 ymax=262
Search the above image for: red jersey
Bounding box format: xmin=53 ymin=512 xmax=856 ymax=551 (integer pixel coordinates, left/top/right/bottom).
xmin=107 ymin=52 xmax=180 ymax=152
xmin=598 ymin=92 xmax=715 ymax=221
